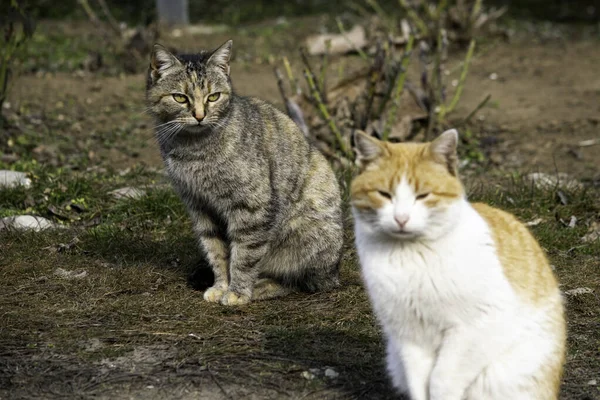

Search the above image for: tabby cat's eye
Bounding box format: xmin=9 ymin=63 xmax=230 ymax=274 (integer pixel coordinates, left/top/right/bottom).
xmin=172 ymin=94 xmax=188 ymax=103
xmin=377 ymin=190 xmax=392 ymax=199
xmin=207 ymin=93 xmax=221 ymax=102
xmin=416 ymin=193 xmax=430 ymax=200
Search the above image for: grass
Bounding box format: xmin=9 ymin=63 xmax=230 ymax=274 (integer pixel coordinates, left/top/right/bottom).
xmin=1 ymin=163 xmax=599 ymax=399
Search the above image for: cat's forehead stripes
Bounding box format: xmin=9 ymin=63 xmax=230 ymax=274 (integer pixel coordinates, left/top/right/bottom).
xmin=350 ymin=140 xmax=464 ymax=211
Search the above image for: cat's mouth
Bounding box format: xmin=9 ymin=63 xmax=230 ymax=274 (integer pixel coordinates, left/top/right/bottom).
xmin=184 ymin=123 xmax=210 ymax=133
xmin=387 ymin=229 xmax=419 ymax=239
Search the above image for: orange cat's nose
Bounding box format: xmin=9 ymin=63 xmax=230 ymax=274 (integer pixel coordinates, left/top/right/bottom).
xmin=395 ymin=214 xmax=410 ymax=228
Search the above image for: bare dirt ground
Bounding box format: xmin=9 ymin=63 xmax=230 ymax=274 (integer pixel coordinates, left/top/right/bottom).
xmin=9 ymin=31 xmax=600 ymax=180
xmin=1 ymin=18 xmax=599 ymax=400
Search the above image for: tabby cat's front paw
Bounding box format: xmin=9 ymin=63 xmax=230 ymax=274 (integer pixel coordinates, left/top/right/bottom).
xmin=203 ymin=287 xmax=226 ymax=303
xmin=220 ymin=291 xmax=251 ymax=306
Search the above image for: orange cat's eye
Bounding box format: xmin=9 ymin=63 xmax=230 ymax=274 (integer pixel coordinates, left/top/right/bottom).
xmin=416 ymin=193 xmax=430 ymax=200
xmin=377 ymin=190 xmax=392 ymax=199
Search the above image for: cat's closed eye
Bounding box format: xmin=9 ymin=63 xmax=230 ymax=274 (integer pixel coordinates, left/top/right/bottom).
xmin=416 ymin=193 xmax=430 ymax=200
xmin=173 ymin=94 xmax=188 ymax=103
xmin=208 ymin=93 xmax=221 ymax=102
xmin=377 ymin=190 xmax=392 ymax=200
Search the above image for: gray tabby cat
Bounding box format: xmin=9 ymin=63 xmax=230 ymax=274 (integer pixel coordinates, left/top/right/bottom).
xmin=146 ymin=40 xmax=344 ymax=306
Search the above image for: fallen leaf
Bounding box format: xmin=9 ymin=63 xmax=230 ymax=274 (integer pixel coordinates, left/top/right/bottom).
xmin=388 ymin=115 xmax=413 ymax=142
xmin=305 ymin=25 xmax=367 ymax=56
xmin=525 ymin=218 xmax=543 ymax=227
xmin=581 ymin=221 xmax=600 ymax=243
xmin=56 ymin=237 xmax=80 ymax=253
xmin=108 ymin=187 xmax=146 ymax=200
xmin=556 ymin=190 xmax=568 ymax=205
xmin=527 ymin=172 xmax=583 ymax=191
xmin=564 ymin=287 xmax=594 ymax=297
xmin=47 ymin=205 xmax=70 ymax=220
xmin=54 ymin=268 xmax=88 ymax=280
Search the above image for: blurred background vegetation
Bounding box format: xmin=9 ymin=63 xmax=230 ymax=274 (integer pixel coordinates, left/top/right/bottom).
xmin=18 ymin=0 xmax=600 ymax=25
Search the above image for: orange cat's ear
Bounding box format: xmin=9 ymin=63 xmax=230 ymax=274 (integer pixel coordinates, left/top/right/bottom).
xmin=429 ymin=129 xmax=459 ymax=175
xmin=354 ymin=130 xmax=386 ymax=168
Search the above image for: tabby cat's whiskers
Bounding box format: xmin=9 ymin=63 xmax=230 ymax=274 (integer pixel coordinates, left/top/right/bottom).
xmin=145 ymin=40 xmax=343 ymax=306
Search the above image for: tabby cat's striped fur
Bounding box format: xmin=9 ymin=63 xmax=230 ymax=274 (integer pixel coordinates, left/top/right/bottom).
xmin=146 ymin=40 xmax=343 ymax=305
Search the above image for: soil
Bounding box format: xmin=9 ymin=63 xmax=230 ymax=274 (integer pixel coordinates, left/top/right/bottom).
xmin=7 ymin=31 xmax=600 ymax=179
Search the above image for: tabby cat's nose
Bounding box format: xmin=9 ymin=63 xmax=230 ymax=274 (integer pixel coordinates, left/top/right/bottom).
xmin=194 ymin=113 xmax=205 ymax=122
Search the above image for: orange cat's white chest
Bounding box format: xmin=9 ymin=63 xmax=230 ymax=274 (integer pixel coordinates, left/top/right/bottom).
xmin=354 ymin=202 xmax=518 ymax=336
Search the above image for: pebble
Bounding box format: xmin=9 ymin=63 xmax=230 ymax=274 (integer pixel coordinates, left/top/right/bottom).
xmin=0 ymin=170 xmax=32 ymax=189
xmin=0 ymin=215 xmax=57 ymax=232
xmin=324 ymin=368 xmax=339 ymax=379
xmin=301 ymin=371 xmax=315 ymax=380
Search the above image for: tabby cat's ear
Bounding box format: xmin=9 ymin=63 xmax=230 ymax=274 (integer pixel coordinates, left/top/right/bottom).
xmin=354 ymin=130 xmax=386 ymax=168
xmin=208 ymin=40 xmax=232 ymax=76
xmin=429 ymin=129 xmax=459 ymax=175
xmin=150 ymin=44 xmax=181 ymax=81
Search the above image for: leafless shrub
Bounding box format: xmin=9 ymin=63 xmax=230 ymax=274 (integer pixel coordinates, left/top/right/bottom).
xmin=77 ymin=0 xmax=158 ymax=73
xmin=275 ymin=0 xmax=496 ymax=167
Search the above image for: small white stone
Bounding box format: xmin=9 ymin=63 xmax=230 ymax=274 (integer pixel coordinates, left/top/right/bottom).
xmin=324 ymin=368 xmax=339 ymax=379
xmin=587 ymin=379 xmax=597 ymax=386
xmin=489 ymin=72 xmax=498 ymax=80
xmin=301 ymin=371 xmax=315 ymax=380
xmin=108 ymin=187 xmax=146 ymax=200
xmin=0 ymin=215 xmax=57 ymax=232
xmin=0 ymin=170 xmax=32 ymax=188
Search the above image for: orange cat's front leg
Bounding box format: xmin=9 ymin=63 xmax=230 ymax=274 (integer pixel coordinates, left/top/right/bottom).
xmin=388 ymin=340 xmax=435 ymax=400
xmin=428 ymin=321 xmax=508 ymax=400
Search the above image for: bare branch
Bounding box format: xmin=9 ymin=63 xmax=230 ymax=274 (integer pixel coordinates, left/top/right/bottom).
xmin=463 ymin=93 xmax=490 ymax=124
xmin=95 ymin=0 xmax=122 ymax=36
xmin=304 ymin=69 xmax=352 ymax=158
xmin=383 ymin=35 xmax=415 ymax=141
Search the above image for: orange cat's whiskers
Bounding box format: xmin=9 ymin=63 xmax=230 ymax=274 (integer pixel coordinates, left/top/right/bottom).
xmin=351 ymin=129 xmax=566 ymax=400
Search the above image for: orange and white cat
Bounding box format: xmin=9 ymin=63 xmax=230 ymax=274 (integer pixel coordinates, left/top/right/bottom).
xmin=351 ymin=129 xmax=566 ymax=400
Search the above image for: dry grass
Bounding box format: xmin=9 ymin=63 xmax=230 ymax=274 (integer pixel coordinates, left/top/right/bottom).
xmin=1 ymin=167 xmax=599 ymax=399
